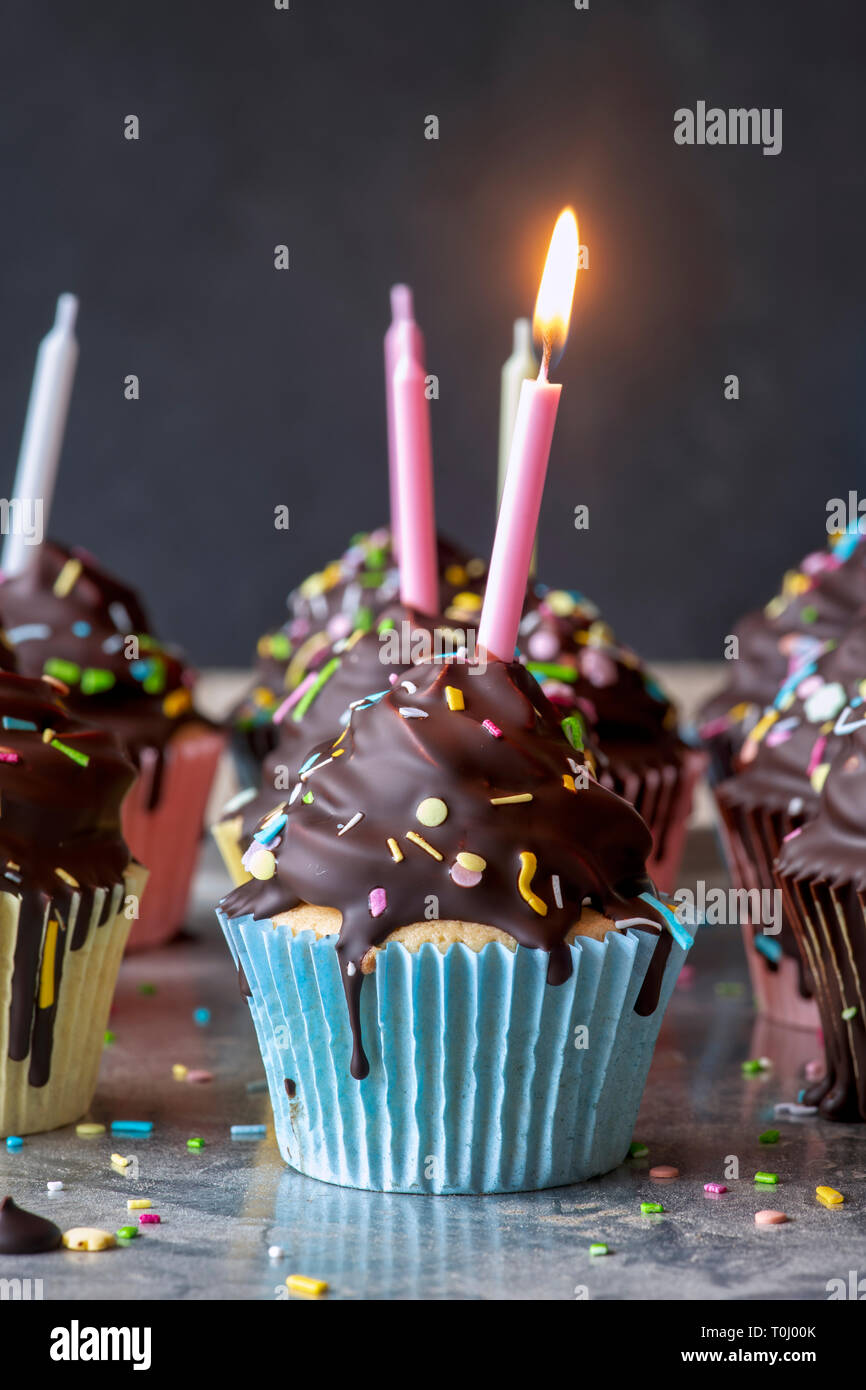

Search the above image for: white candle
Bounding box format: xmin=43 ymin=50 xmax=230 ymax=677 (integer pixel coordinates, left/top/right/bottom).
xmin=3 ymin=294 xmax=79 ymax=577
xmin=497 ymin=317 xmax=537 ymax=504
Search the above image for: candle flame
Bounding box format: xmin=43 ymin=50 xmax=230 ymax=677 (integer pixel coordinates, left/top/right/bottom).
xmin=533 ymin=208 xmax=579 ymax=375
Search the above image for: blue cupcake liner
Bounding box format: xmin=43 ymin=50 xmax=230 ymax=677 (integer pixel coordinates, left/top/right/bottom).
xmin=218 ymin=908 xmax=693 ymax=1194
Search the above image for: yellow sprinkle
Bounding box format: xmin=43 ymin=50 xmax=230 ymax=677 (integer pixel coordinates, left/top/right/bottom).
xmin=816 ymin=1185 xmax=844 ymax=1206
xmin=386 ymin=838 xmax=404 ymax=863
xmin=76 ymin=1123 xmax=106 ymax=1137
xmin=750 ymin=709 xmax=779 ymax=745
xmin=451 ymin=591 xmax=482 ymax=611
xmin=416 ymin=797 xmax=448 ymax=827
xmin=252 ymin=684 xmax=277 ymax=706
xmin=332 ymin=727 xmax=349 ymax=748
xmin=248 ymin=849 xmax=276 ymax=881
xmin=344 ymin=627 xmax=365 ymax=651
xmin=517 ymin=851 xmax=548 ymax=916
xmin=38 ymin=920 xmax=59 ymax=1010
xmin=127 ymin=1199 xmax=151 ymax=1210
xmin=443 ymin=564 xmax=467 ymax=587
xmin=163 ymin=688 xmax=192 ymax=718
xmin=810 ymin=763 xmax=830 ymax=794
xmin=172 ymin=1064 xmax=188 ymax=1081
xmin=53 ymin=557 xmax=83 ymax=598
xmin=490 ymin=793 xmax=533 ymax=806
xmin=456 ymin=852 xmax=486 ymax=872
xmin=562 ymin=775 xmax=576 ymax=793
xmin=55 ymin=867 xmax=79 ymax=888
xmin=445 ymin=685 xmax=465 ymax=711
xmin=110 ymin=1153 xmax=131 ymax=1168
xmin=41 ymin=727 xmax=56 ymax=744
xmin=62 ymin=1227 xmax=115 ymax=1252
xmin=331 ymin=748 xmax=344 ymax=757
xmin=406 ymin=831 xmax=443 ymax=861
xmin=286 ymin=1274 xmax=328 ymax=1298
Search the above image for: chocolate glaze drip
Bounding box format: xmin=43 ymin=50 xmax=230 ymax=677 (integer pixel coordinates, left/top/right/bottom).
xmin=0 ymin=541 xmax=206 ymax=809
xmin=0 ymin=672 xmax=134 ymax=1084
xmin=0 ymin=1196 xmax=62 ymax=1253
xmin=777 ymin=728 xmax=866 ymax=1120
xmin=222 ymin=657 xmax=670 ymax=1079
xmin=230 ymin=528 xmax=487 ymax=767
xmin=698 ymin=534 xmax=866 ymax=777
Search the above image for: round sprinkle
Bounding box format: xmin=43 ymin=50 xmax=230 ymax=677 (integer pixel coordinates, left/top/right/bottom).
xmin=457 ymin=852 xmax=486 ymax=873
xmin=172 ymin=1064 xmax=188 ymax=1080
xmin=450 ymin=863 xmax=482 ymax=888
xmin=268 ymin=1245 xmax=285 ymax=1259
xmin=755 ymin=1210 xmax=788 ymax=1226
xmin=649 ymin=1165 xmax=679 ymax=1179
xmin=187 ymin=1137 xmax=205 ymax=1149
xmin=416 ymin=797 xmax=448 ymax=827
xmin=193 ymin=1008 xmax=210 ymax=1026
xmin=248 ymin=848 xmax=276 ymax=880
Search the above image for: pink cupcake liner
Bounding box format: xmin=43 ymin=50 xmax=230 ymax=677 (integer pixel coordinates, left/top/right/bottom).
xmin=121 ymin=727 xmax=226 ymax=951
xmin=599 ymin=747 xmax=704 ymax=894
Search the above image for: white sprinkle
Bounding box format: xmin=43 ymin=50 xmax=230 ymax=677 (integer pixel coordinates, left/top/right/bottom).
xmin=398 ymin=707 xmax=428 ymax=720
xmin=774 ymin=1101 xmax=818 ymax=1118
xmin=6 ymin=623 xmax=51 ymax=643
xmin=788 ymin=796 xmax=804 ymax=817
xmin=222 ymin=785 xmax=258 ymax=815
xmin=288 ymin=782 xmax=304 ymax=805
xmin=47 ymin=1180 xmax=64 ymax=1191
xmin=552 ymin=876 xmax=563 ymax=909
xmin=268 ymin=1245 xmax=285 ymax=1259
xmin=519 ymin=611 xmax=541 ymax=635
xmin=102 ymin=633 xmax=125 ymax=654
xmin=337 ymin=811 xmax=364 ymax=836
xmin=300 ymin=757 xmax=333 ymax=781
xmin=311 ymin=594 xmax=328 ymax=622
xmin=341 ymin=582 xmax=362 ymax=615
xmin=400 ymin=680 xmax=417 ymax=693
xmin=109 ymin=602 xmax=133 ymax=632
xmin=582 ymin=896 xmax=592 ymax=906
xmin=346 ymin=961 xmax=357 ymax=977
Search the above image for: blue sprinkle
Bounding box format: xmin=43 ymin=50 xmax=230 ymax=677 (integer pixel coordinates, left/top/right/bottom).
xmin=6 ymin=1135 xmax=23 ymax=1150
xmin=230 ymin=1124 xmax=267 ymax=1138
xmin=754 ymin=934 xmax=783 ymax=963
xmin=798 ymin=1088 xmax=807 ymax=1103
xmin=110 ymin=1120 xmax=153 ymax=1135
xmin=193 ymin=1007 xmax=211 ymax=1026
xmin=5 ymin=624 xmax=51 ymax=643
xmin=2 ymin=716 xmax=37 ymax=731
xmin=298 ymin=752 xmax=320 ymax=775
xmin=72 ymin=620 xmax=92 ymax=637
xmin=775 ymin=663 xmax=815 ymax=709
xmin=639 ymin=891 xmax=694 ymax=951
xmin=255 ymin=814 xmax=287 ymax=845
xmin=853 ymin=697 xmax=863 ymax=708
xmin=129 ymin=659 xmax=152 ymax=682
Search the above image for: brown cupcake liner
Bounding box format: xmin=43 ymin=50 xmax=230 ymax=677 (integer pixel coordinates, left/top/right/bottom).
xmin=776 ymin=868 xmax=866 ymax=1119
xmin=599 ymin=747 xmax=705 ymax=893
xmin=121 ymin=726 xmax=226 ymax=951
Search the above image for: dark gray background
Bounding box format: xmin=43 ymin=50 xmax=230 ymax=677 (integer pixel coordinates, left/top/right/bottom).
xmin=0 ymin=0 xmax=862 ymax=665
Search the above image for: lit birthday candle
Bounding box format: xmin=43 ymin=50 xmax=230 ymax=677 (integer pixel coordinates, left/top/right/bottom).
xmin=478 ymin=209 xmax=580 ymax=661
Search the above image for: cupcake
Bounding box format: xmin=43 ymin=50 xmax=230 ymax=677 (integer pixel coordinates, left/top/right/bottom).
xmin=0 ymin=671 xmax=145 ymax=1135
xmin=520 ymin=587 xmax=703 ymax=891
xmin=229 ymin=527 xmax=487 ymax=785
xmin=0 ymin=542 xmax=224 ymax=950
xmin=776 ymin=723 xmax=866 ymax=1120
xmin=713 ymin=614 xmax=866 ymax=1029
xmin=698 ymin=529 xmax=866 ymax=783
xmin=217 ymin=654 xmax=693 ymax=1194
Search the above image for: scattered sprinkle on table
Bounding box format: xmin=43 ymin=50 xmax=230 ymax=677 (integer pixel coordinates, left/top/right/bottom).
xmin=754 ymin=1172 xmax=778 ymax=1185
xmin=47 ymin=1180 xmax=64 ymax=1191
xmin=62 ymin=1227 xmax=115 ymax=1252
xmin=187 ymin=1137 xmax=205 ymax=1150
xmin=704 ymin=1182 xmax=727 ymax=1195
xmin=649 ymin=1165 xmax=679 ymax=1179
xmin=193 ymin=1008 xmax=211 ymax=1026
xmin=816 ymin=1185 xmax=844 ymax=1206
xmin=629 ymin=1141 xmax=648 ymax=1158
xmin=76 ymin=1123 xmax=106 ymax=1137
xmin=111 ymin=1121 xmax=153 ymax=1135
xmin=139 ymin=1213 xmax=160 ymax=1225
xmin=286 ymin=1274 xmax=328 ymax=1297
xmin=231 ymin=1124 xmax=267 ymax=1138
xmin=127 ymin=1199 xmax=150 ymax=1210
xmin=759 ymin=1129 xmax=780 ymax=1144
xmin=111 ymin=1154 xmax=131 ymax=1169
xmin=116 ymin=1226 xmax=138 ymax=1240
xmin=755 ymin=1210 xmax=788 ymax=1226
xmin=641 ymin=1202 xmax=664 ymax=1214
xmin=268 ymin=1245 xmax=285 ymax=1259
xmin=589 ymin=1242 xmax=609 ymax=1256
xmin=6 ymin=1136 xmax=23 ymax=1150
xmin=774 ymin=1102 xmax=817 ymax=1118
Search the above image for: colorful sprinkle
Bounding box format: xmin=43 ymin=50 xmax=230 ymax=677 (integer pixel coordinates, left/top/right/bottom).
xmin=445 ymin=686 xmax=464 ymax=711
xmin=286 ymin=1274 xmax=328 ymax=1298
xmin=774 ymin=1102 xmax=817 ymax=1117
xmin=517 ymin=851 xmax=547 ymax=916
xmin=111 ymin=1154 xmax=131 ymax=1168
xmin=231 ymin=1124 xmax=267 ymax=1138
xmin=759 ymin=1129 xmax=780 ymax=1144
xmin=482 ymin=719 xmax=502 ymax=738
xmin=755 ymin=1210 xmax=788 ymax=1226
xmin=842 ymin=1005 xmax=858 ymax=1021
xmin=163 ymin=688 xmax=192 ymax=718
xmin=398 ymin=707 xmax=428 ymax=720
xmin=0 ymin=747 xmax=20 ymax=763
xmin=490 ymin=793 xmax=533 ymax=805
xmin=186 ymin=1070 xmax=213 ymax=1084
xmin=53 ymin=557 xmax=83 ymax=597
xmin=43 ymin=657 xmax=81 ymax=685
xmin=116 ymin=1226 xmax=138 ymax=1240
xmin=248 ymin=849 xmax=276 ymax=880
xmin=62 ymin=1227 xmax=115 ymax=1252
xmin=6 ymin=623 xmax=51 ymax=643
xmin=139 ymin=1213 xmax=161 ymax=1224
xmin=76 ymin=1123 xmax=106 ymax=1137
xmin=704 ymin=1182 xmax=728 ymax=1194
xmin=6 ymin=1136 xmax=23 ymax=1150
xmin=406 ymin=831 xmax=443 ymax=861
xmin=80 ymin=667 xmax=116 ymax=695
xmin=629 ymin=1141 xmax=648 ymax=1158
xmin=50 ymin=738 xmax=89 ymax=767
xmin=193 ymin=1008 xmax=210 ymax=1026
xmin=172 ymin=1064 xmax=188 ymax=1081
xmin=186 ymin=1137 xmax=205 ymax=1149
xmin=386 ymin=837 xmax=404 ymax=863
xmin=111 ymin=1121 xmax=153 ymax=1135
xmin=416 ymin=797 xmax=448 ymax=827
xmin=561 ymin=714 xmax=584 ymax=751
xmin=816 ymin=1185 xmax=844 ymax=1206
xmin=54 ymin=867 xmax=80 ymax=888
xmin=47 ymin=1180 xmax=64 ymax=1191
xmin=551 ymin=874 xmax=563 ymax=909
xmin=649 ymin=1165 xmax=679 ymax=1179
xmin=450 ymin=863 xmax=482 ymax=888
xmin=589 ymin=1243 xmax=609 ymax=1256
xmin=754 ymin=1172 xmax=778 ymax=1185
xmin=337 ymin=811 xmax=364 ymax=836
xmin=368 ymin=887 xmax=387 ymax=918
xmin=3 ymin=716 xmax=36 ymax=731
xmin=127 ymin=1199 xmax=151 ymax=1210
xmin=640 ymin=1202 xmax=664 ymax=1215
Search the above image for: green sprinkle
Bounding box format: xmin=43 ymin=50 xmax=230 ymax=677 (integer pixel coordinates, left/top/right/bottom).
xmin=359 ymin=571 xmax=385 ymax=588
xmin=43 ymin=658 xmax=81 ymax=684
xmin=270 ymin=632 xmax=291 ymax=661
xmin=561 ymin=714 xmax=585 ymax=752
xmin=629 ymin=1141 xmax=648 ymax=1158
xmin=377 ymin=617 xmax=396 ymax=633
xmin=142 ymin=660 xmax=166 ymax=695
xmin=137 ymin=983 xmax=157 ymax=996
xmin=302 ymin=791 xmax=314 ymax=804
xmin=366 ymin=547 xmax=387 ymax=569
xmin=116 ymin=1226 xmax=137 ymax=1240
xmin=528 ymin=662 xmax=578 ymax=682
xmin=759 ymin=1130 xmax=780 ymax=1144
xmin=741 ymin=1058 xmax=766 ymax=1074
xmin=641 ymin=1202 xmax=664 ymax=1214
xmin=754 ymin=1171 xmax=778 ymax=1185
xmin=355 ymin=606 xmax=373 ymax=632
xmin=801 ymin=605 xmax=818 ymax=623
xmin=80 ymin=667 xmax=116 ymax=695
xmin=104 ymin=1030 xmax=115 ymax=1045
xmin=292 ymin=657 xmax=341 ymax=722
xmin=589 ymin=1242 xmax=609 ymax=1256
xmin=187 ymin=1137 xmax=205 ymax=1150
xmin=50 ymin=738 xmax=89 ymax=767
xmin=842 ymin=1005 xmax=858 ymax=1021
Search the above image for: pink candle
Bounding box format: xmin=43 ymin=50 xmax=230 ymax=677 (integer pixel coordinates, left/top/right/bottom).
xmin=478 ymin=209 xmax=580 ymax=661
xmin=392 ymin=319 xmax=438 ymax=615
xmin=384 ymin=285 xmax=425 ymax=562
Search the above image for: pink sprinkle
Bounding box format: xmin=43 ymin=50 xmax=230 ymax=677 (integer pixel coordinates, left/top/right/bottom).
xmin=704 ymin=1182 xmax=728 ymax=1194
xmin=806 ymin=735 xmax=826 ymax=777
xmin=369 ymin=887 xmax=387 ymax=918
xmin=782 ymin=827 xmax=802 ymax=842
xmin=482 ymin=720 xmax=503 ymax=738
xmin=185 ymin=1070 xmax=213 ymax=1084
xmin=699 ymin=716 xmax=730 ymax=739
xmin=755 ymin=1209 xmax=788 ymax=1226
xmin=272 ymin=670 xmax=317 ymax=725
xmin=0 ymin=750 xmax=20 ymax=763
xmin=805 ymin=1058 xmax=824 ymax=1081
xmin=139 ymin=1213 xmax=161 ymax=1224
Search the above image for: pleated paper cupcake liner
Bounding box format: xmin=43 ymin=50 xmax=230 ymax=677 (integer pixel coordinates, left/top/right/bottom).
xmin=599 ymin=747 xmax=705 ymax=894
xmin=219 ymin=908 xmax=693 ymax=1194
xmin=0 ymin=864 xmax=147 ymax=1136
xmin=122 ymin=727 xmax=225 ymax=951
xmin=776 ymin=868 xmax=866 ymax=1120
xmin=229 ymin=721 xmax=278 ymax=794
xmin=714 ymin=792 xmax=820 ymax=1031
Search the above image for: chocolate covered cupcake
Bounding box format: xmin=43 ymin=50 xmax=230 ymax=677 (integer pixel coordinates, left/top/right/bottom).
xmin=0 ymin=672 xmax=145 ymax=1135
xmin=519 ymin=587 xmax=703 ymax=891
xmin=776 ymin=724 xmax=866 ymax=1120
xmin=713 ymin=613 xmax=866 ymax=1028
xmin=229 ymin=527 xmax=486 ymax=785
xmin=218 ymin=654 xmax=693 ymax=1193
xmin=0 ymin=542 xmax=224 ymax=949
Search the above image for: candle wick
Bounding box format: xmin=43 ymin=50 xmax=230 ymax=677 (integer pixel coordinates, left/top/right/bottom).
xmin=539 ymin=335 xmax=552 ymax=382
